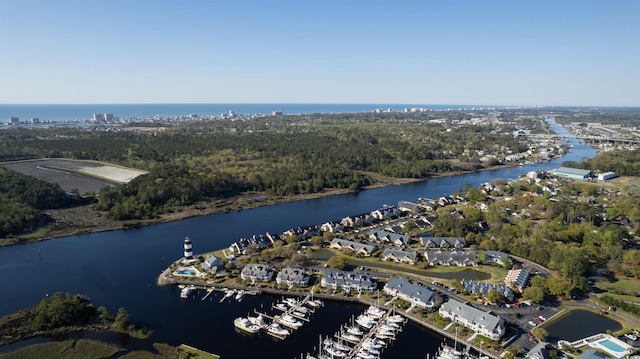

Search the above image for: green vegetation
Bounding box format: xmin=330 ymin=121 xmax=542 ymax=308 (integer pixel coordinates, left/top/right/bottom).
xmin=0 ymin=339 xmax=123 ymax=359
xmin=0 ymin=111 xmax=536 ymax=226
xmin=0 ymin=292 xmax=145 ymax=347
xmin=0 ymin=168 xmax=78 ymax=237
xmin=599 ymin=295 xmax=640 ymax=315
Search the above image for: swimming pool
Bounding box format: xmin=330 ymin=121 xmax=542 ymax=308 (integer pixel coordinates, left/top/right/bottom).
xmin=177 ymin=269 xmax=197 ymax=275
xmin=599 ymin=339 xmax=625 ymax=353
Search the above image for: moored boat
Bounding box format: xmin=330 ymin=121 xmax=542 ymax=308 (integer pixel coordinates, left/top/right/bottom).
xmin=234 ymin=316 xmax=260 ymax=334
xmin=180 ymin=286 xmax=194 ymax=298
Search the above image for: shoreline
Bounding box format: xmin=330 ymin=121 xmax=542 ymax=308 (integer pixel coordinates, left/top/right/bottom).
xmin=0 ymin=161 xmax=524 ymax=247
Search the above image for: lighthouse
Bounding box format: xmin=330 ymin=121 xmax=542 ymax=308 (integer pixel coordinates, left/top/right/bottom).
xmin=183 ymin=237 xmax=193 ymax=260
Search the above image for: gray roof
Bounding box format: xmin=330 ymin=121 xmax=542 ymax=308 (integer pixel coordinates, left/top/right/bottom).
xmin=382 ymin=248 xmax=418 ymax=262
xmin=425 ymin=250 xmax=477 ymax=265
xmin=384 ymin=277 xmax=435 ymax=304
xmin=577 ymin=350 xmax=614 ymax=359
xmin=368 ymin=230 xmax=411 ymax=245
xmin=440 ymin=299 xmax=503 ymax=333
xmin=554 ymin=167 xmax=592 ymax=176
xmin=276 ymin=267 xmax=310 ymax=286
xmin=462 ymin=279 xmax=514 ymax=298
xmin=330 ymin=238 xmax=377 ymax=254
xmin=422 ymin=237 xmax=467 ymax=248
xmin=321 ymin=270 xmax=376 ymax=291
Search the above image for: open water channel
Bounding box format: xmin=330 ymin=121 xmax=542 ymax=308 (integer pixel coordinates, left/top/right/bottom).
xmin=0 ymin=119 xmax=597 ymax=358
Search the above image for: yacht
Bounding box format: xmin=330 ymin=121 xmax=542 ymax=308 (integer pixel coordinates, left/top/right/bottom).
xmin=275 ymin=303 xmax=289 ymax=311
xmin=340 ymin=331 xmax=361 ymax=342
xmin=234 ymin=316 xmax=260 ymax=334
xmin=435 ymin=344 xmax=464 ymax=359
xmin=360 ymin=342 xmax=380 ymax=355
xmin=284 ymin=297 xmax=299 ymax=306
xmin=366 ymin=305 xmax=386 ymax=318
xmin=325 ymin=346 xmax=347 ymax=358
xmin=180 ymin=286 xmax=194 ymax=299
xmin=345 ymin=325 xmax=364 ymax=336
xmin=279 ymin=314 xmax=303 ymax=328
xmin=324 ymin=338 xmax=351 ymax=352
xmin=235 ymin=290 xmax=245 ymax=301
xmin=248 ymin=314 xmax=267 ymax=327
xmin=267 ymin=323 xmax=290 ymax=336
xmin=387 ymin=314 xmax=405 ymax=323
xmin=357 ymin=349 xmax=377 ymax=359
xmin=307 ymin=299 xmax=324 ymax=307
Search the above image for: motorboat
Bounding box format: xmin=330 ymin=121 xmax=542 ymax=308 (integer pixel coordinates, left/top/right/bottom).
xmin=284 ymin=297 xmax=299 ymax=306
xmin=307 ymin=299 xmax=323 ymax=307
xmin=275 ymin=303 xmax=289 ymax=311
xmin=267 ymin=322 xmax=290 ymax=336
xmin=234 ymin=316 xmax=260 ymax=334
xmin=222 ymin=289 xmax=235 ymax=300
xmin=362 ymin=338 xmax=383 ymax=349
xmin=248 ymin=314 xmax=267 ymax=327
xmin=345 ymin=325 xmax=364 ymax=336
xmin=435 ymin=344 xmax=463 ymax=359
xmin=356 ymin=349 xmax=377 ymax=359
xmin=382 ymin=320 xmax=400 ymax=329
xmin=360 ymin=342 xmax=380 ymax=355
xmin=366 ymin=305 xmax=386 ymax=318
xmin=279 ymin=314 xmax=303 ymax=328
xmin=180 ymin=286 xmax=194 ymax=299
xmin=324 ymin=338 xmax=351 ymax=352
xmin=340 ymin=331 xmax=361 ymax=342
xmin=325 ymin=346 xmax=347 ymax=358
xmin=387 ymin=314 xmax=404 ymax=323
xmin=235 ymin=290 xmax=245 ymax=301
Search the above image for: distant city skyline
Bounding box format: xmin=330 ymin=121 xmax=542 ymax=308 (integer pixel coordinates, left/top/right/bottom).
xmin=1 ymin=0 xmax=639 ymax=106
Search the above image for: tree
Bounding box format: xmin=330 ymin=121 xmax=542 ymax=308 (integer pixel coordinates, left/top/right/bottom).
xmin=115 ymin=307 xmax=130 ymax=330
xmin=97 ymin=306 xmax=113 ymax=324
xmin=523 ymin=286 xmax=545 ymax=303
xmin=327 ymin=255 xmax=349 ymax=270
xmin=486 ymin=289 xmax=504 ymax=304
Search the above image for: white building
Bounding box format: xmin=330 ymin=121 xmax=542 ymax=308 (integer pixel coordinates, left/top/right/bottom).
xmin=439 ymin=299 xmax=505 ymax=340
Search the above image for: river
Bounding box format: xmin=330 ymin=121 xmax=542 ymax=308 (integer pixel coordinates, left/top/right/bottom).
xmin=0 ymin=119 xmax=596 ymax=358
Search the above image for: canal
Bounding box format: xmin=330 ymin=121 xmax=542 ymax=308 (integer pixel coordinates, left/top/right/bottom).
xmin=0 ymin=119 xmax=597 ymax=358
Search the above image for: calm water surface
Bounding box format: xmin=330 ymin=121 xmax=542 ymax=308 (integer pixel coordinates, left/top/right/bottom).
xmin=0 ymin=119 xmax=596 ymax=358
xmin=544 ymin=310 xmax=622 ymax=342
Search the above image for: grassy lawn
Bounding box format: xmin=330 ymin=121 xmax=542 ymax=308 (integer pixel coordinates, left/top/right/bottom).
xmin=597 ymin=276 xmax=640 ymax=296
xmin=177 ymin=344 xmax=220 ymax=358
xmin=0 ymin=339 xmax=123 ymax=359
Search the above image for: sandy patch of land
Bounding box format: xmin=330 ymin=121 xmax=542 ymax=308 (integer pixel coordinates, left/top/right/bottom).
xmin=74 ymin=165 xmax=147 ymax=183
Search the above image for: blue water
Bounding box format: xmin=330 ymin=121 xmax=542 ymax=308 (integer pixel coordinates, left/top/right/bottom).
xmin=0 ymin=119 xmax=596 ymax=358
xmin=0 ymin=103 xmax=503 ymax=122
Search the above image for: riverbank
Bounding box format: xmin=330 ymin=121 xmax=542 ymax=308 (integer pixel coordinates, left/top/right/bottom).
xmin=0 ymin=162 xmax=522 ymax=247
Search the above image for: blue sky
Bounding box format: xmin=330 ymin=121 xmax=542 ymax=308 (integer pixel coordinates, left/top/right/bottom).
xmin=0 ymin=0 xmax=638 ymax=106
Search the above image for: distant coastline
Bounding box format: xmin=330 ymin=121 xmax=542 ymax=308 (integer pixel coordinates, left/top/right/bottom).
xmin=0 ymin=103 xmax=509 ymax=123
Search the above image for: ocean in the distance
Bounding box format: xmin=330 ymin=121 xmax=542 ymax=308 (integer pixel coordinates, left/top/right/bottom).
xmin=0 ymin=103 xmax=501 ymax=122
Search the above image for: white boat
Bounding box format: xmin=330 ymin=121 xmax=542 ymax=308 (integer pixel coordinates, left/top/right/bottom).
xmin=357 ymin=349 xmax=377 ymax=359
xmin=267 ymin=323 xmax=290 ymax=336
xmin=340 ymin=331 xmax=361 ymax=342
xmin=366 ymin=305 xmax=386 ymax=318
xmin=345 ymin=325 xmax=364 ymax=336
xmin=383 ymin=320 xmax=400 ymax=329
xmin=223 ymin=289 xmax=235 ymax=299
xmin=279 ymin=314 xmax=303 ymax=328
xmin=324 ymin=338 xmax=351 ymax=352
xmin=284 ymin=297 xmax=299 ymax=306
xmin=435 ymin=344 xmax=463 ymax=359
xmin=235 ymin=290 xmax=245 ymax=301
xmin=234 ymin=317 xmax=260 ymax=334
xmin=362 ymin=338 xmax=384 ymax=349
xmin=307 ymin=299 xmax=324 ymax=307
xmin=248 ymin=314 xmax=267 ymax=327
xmin=180 ymin=286 xmax=194 ymax=298
xmin=360 ymin=342 xmax=380 ymax=355
xmin=387 ymin=314 xmax=405 ymax=323
xmin=325 ymin=346 xmax=347 ymax=358
xmin=275 ymin=303 xmax=289 ymax=311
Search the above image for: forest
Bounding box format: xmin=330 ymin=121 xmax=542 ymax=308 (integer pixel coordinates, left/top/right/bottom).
xmin=0 ymin=111 xmax=534 ymax=224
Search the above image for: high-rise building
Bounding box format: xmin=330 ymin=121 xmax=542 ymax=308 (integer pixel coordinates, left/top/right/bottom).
xmin=105 ymin=113 xmax=114 ymax=121
xmin=31 ymin=118 xmax=40 ymax=124
xmin=9 ymin=117 xmax=19 ymax=125
xmin=93 ymin=113 xmax=105 ymax=122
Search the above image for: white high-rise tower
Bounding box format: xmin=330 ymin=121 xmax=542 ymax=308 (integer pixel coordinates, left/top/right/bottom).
xmin=183 ymin=237 xmax=193 ymax=260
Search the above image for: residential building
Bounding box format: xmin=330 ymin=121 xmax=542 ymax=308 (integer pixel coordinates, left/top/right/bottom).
xmin=200 ymin=255 xmax=221 ymax=272
xmin=321 ymin=270 xmax=376 ymax=292
xmin=368 ymin=230 xmax=411 ymax=246
xmin=276 ymin=267 xmax=310 ymax=287
xmin=381 ymin=248 xmax=418 ymax=265
xmin=461 ymin=280 xmax=514 ymax=300
xmin=425 ymin=250 xmax=477 ymax=266
xmin=439 ymin=299 xmax=505 ymax=340
xmin=330 ymin=238 xmax=378 ymax=257
xmin=421 ymin=237 xmax=466 ymax=249
xmin=241 ymin=263 xmax=274 ymax=282
xmin=383 ymin=277 xmax=437 ymax=308
xmin=526 ymin=342 xmax=556 ymax=359
xmin=485 ymin=250 xmax=511 ymax=266
xmin=505 ymin=268 xmax=530 ymax=292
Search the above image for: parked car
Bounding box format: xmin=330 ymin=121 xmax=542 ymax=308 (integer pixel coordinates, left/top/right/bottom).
xmin=528 ymin=321 xmax=537 ymax=327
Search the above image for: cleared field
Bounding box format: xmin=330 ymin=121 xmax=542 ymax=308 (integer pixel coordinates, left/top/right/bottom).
xmin=1 ymin=159 xmax=147 ymax=194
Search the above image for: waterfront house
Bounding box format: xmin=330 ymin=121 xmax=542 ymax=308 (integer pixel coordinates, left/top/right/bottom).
xmin=421 ymin=237 xmax=466 ymax=249
xmin=330 ymin=238 xmax=378 ymax=257
xmin=229 ymin=234 xmax=273 ymax=255
xmin=424 ymin=250 xmax=477 ymax=266
xmin=276 ymin=267 xmax=310 ymax=287
xmin=383 ymin=277 xmax=437 ymax=309
xmin=368 ymin=230 xmax=411 ymax=247
xmin=439 ymin=299 xmax=505 ymax=340
xmin=321 ymin=270 xmax=376 ymax=293
xmin=200 ymin=255 xmax=221 ymax=272
xmin=505 ymin=268 xmax=530 ymax=292
xmin=371 ymin=205 xmax=401 ymax=220
xmin=381 ymin=248 xmax=418 ymax=265
xmin=526 ymin=342 xmax=555 ymax=359
xmin=241 ymin=263 xmax=274 ymax=282
xmin=321 ymin=221 xmax=345 ymax=233
xmin=461 ymin=280 xmax=514 ymax=300
xmin=282 ymin=225 xmax=320 ymax=240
